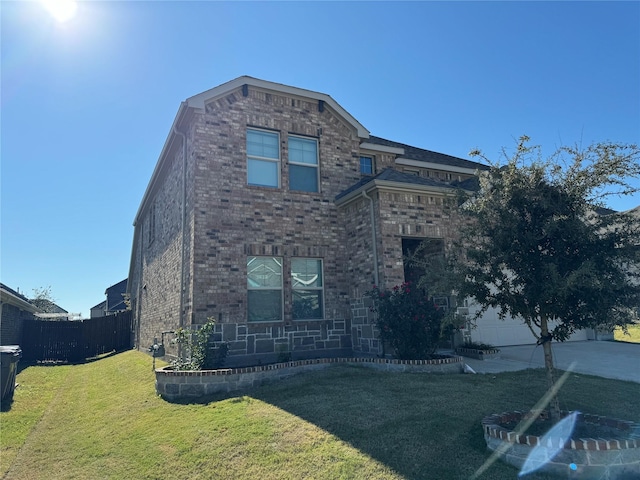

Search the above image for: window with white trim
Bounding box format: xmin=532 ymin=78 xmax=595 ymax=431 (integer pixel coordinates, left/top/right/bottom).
xmin=288 ymin=136 xmax=319 ymax=192
xmin=291 ymin=258 xmax=324 ymax=320
xmin=247 ymin=256 xmax=283 ymax=322
xmin=247 ymin=129 xmax=280 ymax=188
xmin=360 ymin=156 xmax=373 ymax=175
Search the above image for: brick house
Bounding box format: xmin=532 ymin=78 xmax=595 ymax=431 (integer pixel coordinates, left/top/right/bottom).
xmin=127 ymin=76 xmax=490 ymax=366
xmin=1 ymin=283 xmax=39 ymax=345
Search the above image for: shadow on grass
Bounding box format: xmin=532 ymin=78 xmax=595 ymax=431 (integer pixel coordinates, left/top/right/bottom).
xmin=158 ymin=364 xmax=640 ymax=479
xmin=251 ymin=366 xmax=558 ymax=479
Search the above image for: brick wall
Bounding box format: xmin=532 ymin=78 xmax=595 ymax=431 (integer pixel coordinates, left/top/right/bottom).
xmin=1 ymin=303 xmax=35 ymax=345
xmin=132 ymin=82 xmax=472 ymax=364
xmin=131 ymin=135 xmax=191 ymax=354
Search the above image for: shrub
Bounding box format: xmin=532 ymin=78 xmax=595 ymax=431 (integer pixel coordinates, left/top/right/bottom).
xmin=172 ymin=321 xmax=228 ymax=370
xmin=366 ymin=282 xmax=445 ymax=360
xmin=461 ymin=341 xmax=497 ymax=351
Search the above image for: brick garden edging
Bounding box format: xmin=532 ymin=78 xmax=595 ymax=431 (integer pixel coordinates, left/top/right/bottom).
xmin=156 ymin=355 xmax=464 ymax=401
xmin=455 ymin=347 xmax=501 ymax=360
xmin=482 ymin=411 xmax=640 ymax=479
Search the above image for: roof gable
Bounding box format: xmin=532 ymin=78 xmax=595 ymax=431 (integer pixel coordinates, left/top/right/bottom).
xmin=186 ymin=76 xmax=370 ymax=139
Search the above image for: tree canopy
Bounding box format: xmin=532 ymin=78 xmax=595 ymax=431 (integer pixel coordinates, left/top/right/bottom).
xmin=458 ymin=137 xmax=639 ymax=341
xmin=429 ymin=137 xmax=640 ymax=419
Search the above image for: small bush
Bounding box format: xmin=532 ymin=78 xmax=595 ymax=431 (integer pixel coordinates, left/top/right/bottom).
xmin=461 ymin=341 xmax=497 ymax=351
xmin=366 ymin=282 xmax=445 ymax=360
xmin=172 ymin=321 xmax=228 ymax=370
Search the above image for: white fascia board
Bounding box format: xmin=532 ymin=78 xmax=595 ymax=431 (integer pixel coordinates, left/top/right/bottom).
xmin=1 ymin=289 xmax=40 ymax=313
xmin=395 ymin=157 xmax=479 ymax=175
xmin=187 ymin=76 xmax=370 ymax=139
xmin=359 ymin=142 xmax=405 ymax=155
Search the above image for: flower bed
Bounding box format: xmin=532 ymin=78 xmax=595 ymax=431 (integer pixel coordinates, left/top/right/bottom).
xmin=482 ymin=410 xmax=640 ymax=479
xmin=156 ymin=355 xmax=463 ymax=401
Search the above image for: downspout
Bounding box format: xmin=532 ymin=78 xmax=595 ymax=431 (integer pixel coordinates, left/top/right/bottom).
xmin=173 ymin=124 xmax=187 ymax=329
xmin=361 ymin=190 xmax=379 ymax=286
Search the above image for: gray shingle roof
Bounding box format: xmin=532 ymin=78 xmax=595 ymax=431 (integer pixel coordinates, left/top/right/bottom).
xmin=367 ymin=136 xmax=490 ymax=171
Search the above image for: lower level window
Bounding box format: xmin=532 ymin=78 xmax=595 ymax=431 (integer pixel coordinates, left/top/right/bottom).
xmin=292 ymin=258 xmax=324 ymax=320
xmin=247 ymin=256 xmax=283 ymax=322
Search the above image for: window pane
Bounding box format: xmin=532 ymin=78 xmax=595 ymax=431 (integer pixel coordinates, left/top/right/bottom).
xmin=289 ymin=137 xmax=317 ymax=165
xmin=360 ymin=156 xmax=373 ymax=174
xmin=247 ymin=130 xmax=279 ymax=159
xmin=289 ymin=164 xmax=318 ymax=192
xmin=247 ymin=257 xmax=282 ymax=288
xmin=292 ymin=290 xmax=323 ymax=320
xmin=248 ymin=159 xmax=278 ymax=187
xmin=292 ymin=259 xmax=322 ymax=288
xmin=248 ymin=290 xmax=282 ymax=322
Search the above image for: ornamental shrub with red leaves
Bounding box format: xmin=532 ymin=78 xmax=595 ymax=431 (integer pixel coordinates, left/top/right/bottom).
xmin=366 ymin=282 xmax=444 ymax=360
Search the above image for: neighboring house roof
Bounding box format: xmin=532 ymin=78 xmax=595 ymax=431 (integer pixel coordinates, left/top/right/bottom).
xmin=31 ymin=299 xmax=68 ymax=314
xmin=91 ymin=300 xmax=107 ymax=311
xmin=365 ymin=136 xmax=490 ymax=173
xmin=106 ymin=279 xmax=128 ymax=313
xmin=0 ymin=283 xmax=40 ymax=313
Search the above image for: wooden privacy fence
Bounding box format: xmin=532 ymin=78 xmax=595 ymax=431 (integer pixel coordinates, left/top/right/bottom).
xmin=21 ymin=311 xmax=132 ymax=362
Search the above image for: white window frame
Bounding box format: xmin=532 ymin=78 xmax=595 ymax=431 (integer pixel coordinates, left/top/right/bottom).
xmin=247 ymin=256 xmax=284 ymax=322
xmin=247 ymin=128 xmax=280 ymax=188
xmin=288 ymin=135 xmax=319 ymax=193
xmin=291 ymin=258 xmax=324 ymax=320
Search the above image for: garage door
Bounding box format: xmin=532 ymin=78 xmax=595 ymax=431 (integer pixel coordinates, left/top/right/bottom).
xmin=468 ymin=305 xmax=588 ymax=347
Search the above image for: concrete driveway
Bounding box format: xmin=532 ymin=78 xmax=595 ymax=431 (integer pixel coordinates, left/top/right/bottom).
xmin=461 ymin=340 xmax=640 ymax=383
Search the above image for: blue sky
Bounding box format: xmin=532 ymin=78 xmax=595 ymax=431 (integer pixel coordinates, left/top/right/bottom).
xmin=2 ymin=1 xmax=639 ymax=317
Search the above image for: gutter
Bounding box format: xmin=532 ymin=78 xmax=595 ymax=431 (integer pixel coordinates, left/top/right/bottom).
xmin=361 ymin=190 xmax=379 ymax=286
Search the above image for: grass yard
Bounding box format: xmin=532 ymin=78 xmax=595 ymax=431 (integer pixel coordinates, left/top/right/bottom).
xmin=1 ymin=351 xmax=639 ymax=480
xmin=614 ymin=323 xmax=640 ymax=343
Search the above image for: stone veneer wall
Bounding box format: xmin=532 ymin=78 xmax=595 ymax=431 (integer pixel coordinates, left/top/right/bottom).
xmin=209 ymin=320 xmax=351 ymax=368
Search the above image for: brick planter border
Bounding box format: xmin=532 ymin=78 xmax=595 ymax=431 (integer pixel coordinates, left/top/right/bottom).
xmin=455 ymin=347 xmax=501 ymax=360
xmin=156 ymin=355 xmax=464 ymax=401
xmin=482 ymin=410 xmax=640 ymax=479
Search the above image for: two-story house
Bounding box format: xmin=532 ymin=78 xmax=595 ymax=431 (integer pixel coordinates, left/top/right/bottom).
xmin=127 ymin=76 xmax=492 ymax=366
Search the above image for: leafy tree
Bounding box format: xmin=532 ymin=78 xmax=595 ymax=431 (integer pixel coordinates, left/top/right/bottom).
xmin=30 ymin=286 xmax=57 ymax=312
xmin=445 ymin=136 xmax=640 ymax=420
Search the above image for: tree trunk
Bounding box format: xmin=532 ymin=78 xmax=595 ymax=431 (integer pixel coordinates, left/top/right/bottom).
xmin=540 ymin=314 xmax=561 ymax=421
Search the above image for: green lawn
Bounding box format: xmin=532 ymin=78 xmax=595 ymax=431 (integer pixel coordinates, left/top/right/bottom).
xmin=614 ymin=323 xmax=640 ymax=343
xmin=1 ymin=350 xmax=638 ymax=480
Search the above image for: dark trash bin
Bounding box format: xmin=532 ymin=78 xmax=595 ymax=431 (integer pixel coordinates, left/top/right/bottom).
xmin=1 ymin=345 xmax=22 ymax=403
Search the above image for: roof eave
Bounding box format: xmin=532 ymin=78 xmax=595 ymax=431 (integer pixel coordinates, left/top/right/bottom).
xmin=395 ymin=158 xmax=487 ymax=175
xmin=336 ymin=178 xmax=470 ymax=207
xmin=133 ymin=102 xmax=191 ymax=226
xmin=1 ymin=289 xmax=40 ymax=313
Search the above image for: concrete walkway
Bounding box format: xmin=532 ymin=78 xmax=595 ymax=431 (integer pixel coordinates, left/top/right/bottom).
xmin=459 ymin=340 xmax=640 ymax=383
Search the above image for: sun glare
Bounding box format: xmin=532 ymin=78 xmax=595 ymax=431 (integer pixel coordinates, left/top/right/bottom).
xmin=42 ymin=0 xmax=78 ymax=23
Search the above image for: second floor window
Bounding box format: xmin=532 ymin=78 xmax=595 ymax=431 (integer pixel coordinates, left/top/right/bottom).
xmin=247 ymin=129 xmax=280 ymax=188
xmin=289 ymin=136 xmax=319 ymax=192
xmin=360 ymin=156 xmax=373 ymax=175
